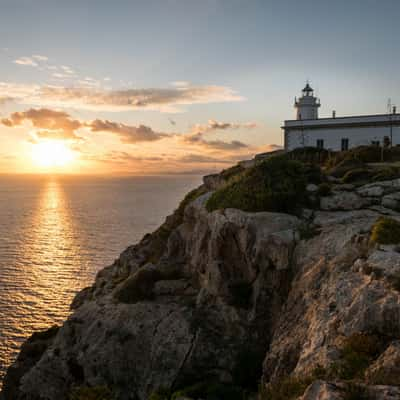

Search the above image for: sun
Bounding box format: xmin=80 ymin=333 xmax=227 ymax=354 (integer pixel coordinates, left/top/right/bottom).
xmin=32 ymin=141 xmax=75 ymax=168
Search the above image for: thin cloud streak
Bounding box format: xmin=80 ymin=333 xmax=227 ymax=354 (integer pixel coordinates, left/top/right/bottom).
xmin=0 ymin=81 xmax=243 ymax=112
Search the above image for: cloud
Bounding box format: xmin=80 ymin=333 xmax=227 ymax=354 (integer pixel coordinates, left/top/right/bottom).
xmin=182 ymin=132 xmax=248 ymax=150
xmin=176 ymin=154 xmax=232 ymax=164
xmin=0 ymin=80 xmax=243 ymax=112
xmin=87 ymin=119 xmax=169 ymax=143
xmin=191 ymin=119 xmax=257 ymax=134
xmin=1 ymin=108 xmax=83 ymax=141
xmin=60 ymin=65 xmax=75 ymax=74
xmin=14 ymin=54 xmax=49 ymax=68
xmin=94 ymin=151 xmax=164 ymax=164
xmin=32 ymin=55 xmax=49 ymax=62
xmin=0 ymin=96 xmax=14 ymax=105
xmin=35 ymin=84 xmax=243 ymax=112
xmin=14 ymin=57 xmax=38 ymax=67
xmin=182 ymin=119 xmax=256 ymax=151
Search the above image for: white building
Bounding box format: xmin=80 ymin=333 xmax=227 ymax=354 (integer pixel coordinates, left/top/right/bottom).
xmin=283 ymin=83 xmax=400 ymax=151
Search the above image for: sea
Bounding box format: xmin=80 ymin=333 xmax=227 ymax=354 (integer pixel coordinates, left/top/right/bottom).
xmin=0 ymin=174 xmax=202 ymax=384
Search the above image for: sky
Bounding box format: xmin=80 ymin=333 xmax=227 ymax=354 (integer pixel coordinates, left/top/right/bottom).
xmin=1 ymin=0 xmax=400 ymax=175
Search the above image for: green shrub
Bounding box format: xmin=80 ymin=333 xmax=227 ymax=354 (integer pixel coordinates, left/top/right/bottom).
xmin=327 ymin=146 xmax=382 ymax=168
xmin=171 ymin=381 xmax=244 ymax=400
xmin=342 ymin=383 xmax=369 ymax=400
xmin=370 ymin=217 xmax=400 ymax=245
xmin=389 ymin=273 xmax=400 ymax=292
xmin=372 ymin=166 xmax=400 ymax=182
xmin=333 ymin=333 xmax=380 ymax=380
xmin=177 ymin=186 xmax=208 ymax=218
xmin=298 ymin=222 xmax=319 ymax=240
xmin=220 ymin=164 xmax=245 ymax=181
xmin=69 ymin=386 xmax=112 ymax=400
xmin=342 ymin=168 xmax=373 ymax=184
xmin=285 ymin=147 xmax=330 ymax=165
xmin=260 ymin=376 xmax=312 ymax=400
xmin=206 ymin=157 xmax=307 ymax=213
xmin=149 ymin=387 xmax=171 ymax=400
xmin=367 ymin=367 xmax=400 ymax=386
xmin=328 ymin=158 xmax=367 ymax=178
xmin=317 ymin=183 xmax=331 ymax=196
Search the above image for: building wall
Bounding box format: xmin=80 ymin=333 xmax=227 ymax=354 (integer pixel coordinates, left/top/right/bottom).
xmin=285 ymin=125 xmax=400 ymax=151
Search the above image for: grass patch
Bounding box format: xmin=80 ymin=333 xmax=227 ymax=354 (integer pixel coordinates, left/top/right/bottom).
xmin=298 ymin=222 xmax=320 ymax=240
xmin=367 ymin=367 xmax=400 ymax=386
xmin=171 ymin=381 xmax=244 ymax=400
xmin=220 ymin=164 xmax=245 ymax=181
xmin=372 ymin=166 xmax=400 ymax=182
xmin=284 ymin=147 xmax=330 ymax=165
xmin=342 ymin=383 xmax=369 ymax=400
xmin=260 ymin=376 xmax=313 ymax=400
xmin=206 ymin=157 xmax=308 ymax=214
xmin=69 ymin=386 xmax=112 ymax=400
xmin=370 ymin=217 xmax=400 ymax=245
xmin=331 ymin=333 xmax=380 ymax=380
xmin=149 ymin=387 xmax=171 ymax=400
xmin=342 ymin=168 xmax=373 ymax=184
xmin=317 ymin=183 xmax=331 ymax=196
xmin=176 ymin=186 xmax=208 ymax=218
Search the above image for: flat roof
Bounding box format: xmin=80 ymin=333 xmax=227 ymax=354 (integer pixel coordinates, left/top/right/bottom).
xmin=283 ymin=113 xmax=400 ymax=130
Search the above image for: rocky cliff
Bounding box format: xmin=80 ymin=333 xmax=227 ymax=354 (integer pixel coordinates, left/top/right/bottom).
xmin=2 ymin=151 xmax=400 ymax=400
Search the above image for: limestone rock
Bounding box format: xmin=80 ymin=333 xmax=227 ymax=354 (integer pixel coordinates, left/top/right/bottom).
xmin=300 ymin=381 xmax=342 ymax=400
xmin=382 ymin=192 xmax=400 ymax=211
xmin=320 ymin=192 xmax=368 ymax=210
xmin=365 ymin=341 xmax=400 ymax=386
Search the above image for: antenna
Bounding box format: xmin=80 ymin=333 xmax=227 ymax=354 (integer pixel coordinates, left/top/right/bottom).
xmin=387 ymin=98 xmax=392 ymax=114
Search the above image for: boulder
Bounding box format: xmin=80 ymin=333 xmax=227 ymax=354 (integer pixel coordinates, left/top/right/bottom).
xmin=320 ymin=192 xmax=367 ymax=211
xmin=382 ymin=192 xmax=400 ymax=211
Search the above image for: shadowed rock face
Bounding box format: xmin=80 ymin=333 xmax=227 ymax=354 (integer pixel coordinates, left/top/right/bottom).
xmin=3 ymin=177 xmax=400 ymax=400
xmin=2 ymin=193 xmax=299 ymax=400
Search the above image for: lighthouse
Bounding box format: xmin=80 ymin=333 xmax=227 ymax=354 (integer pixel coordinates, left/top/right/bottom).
xmin=294 ymin=83 xmax=320 ymax=120
xmin=283 ymin=82 xmax=400 ymax=151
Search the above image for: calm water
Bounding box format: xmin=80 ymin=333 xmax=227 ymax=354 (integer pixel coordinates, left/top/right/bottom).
xmin=0 ymin=174 xmax=201 ymax=383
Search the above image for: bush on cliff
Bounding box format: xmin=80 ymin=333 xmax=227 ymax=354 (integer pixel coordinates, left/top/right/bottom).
xmin=206 ymin=157 xmax=308 ymax=213
xmin=330 ymin=333 xmax=381 ymax=380
xmin=342 ymin=168 xmax=374 ymax=184
xmin=69 ymin=386 xmax=112 ymax=400
xmin=285 ymin=146 xmax=330 ymax=165
xmin=370 ymin=217 xmax=400 ymax=245
xmin=170 ymin=381 xmax=244 ymax=400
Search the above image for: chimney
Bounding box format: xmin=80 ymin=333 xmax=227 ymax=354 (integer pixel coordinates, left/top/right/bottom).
xmin=332 ymin=110 xmax=336 ymax=118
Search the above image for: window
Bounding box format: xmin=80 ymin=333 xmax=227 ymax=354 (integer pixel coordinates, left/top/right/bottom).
xmin=316 ymin=139 xmax=324 ymax=149
xmin=341 ymin=138 xmax=349 ymax=151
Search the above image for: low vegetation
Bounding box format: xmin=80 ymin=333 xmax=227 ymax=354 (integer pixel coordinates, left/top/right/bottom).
xmin=260 ymin=376 xmax=313 ymax=400
xmin=170 ymin=381 xmax=244 ymax=400
xmin=342 ymin=383 xmax=369 ymax=400
xmin=206 ymin=157 xmax=308 ymax=214
xmin=317 ymin=182 xmax=331 ymax=196
xmin=260 ymin=333 xmax=383 ymax=400
xmin=331 ymin=333 xmax=381 ymax=380
xmin=342 ymin=168 xmax=373 ymax=184
xmin=370 ymin=217 xmax=400 ymax=245
xmin=69 ymin=386 xmax=112 ymax=400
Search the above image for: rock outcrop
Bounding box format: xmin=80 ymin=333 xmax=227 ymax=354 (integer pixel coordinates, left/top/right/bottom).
xmin=2 ymin=175 xmax=400 ymax=400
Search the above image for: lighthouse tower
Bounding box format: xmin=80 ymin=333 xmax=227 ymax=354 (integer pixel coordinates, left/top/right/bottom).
xmin=295 ymin=83 xmax=320 ymax=120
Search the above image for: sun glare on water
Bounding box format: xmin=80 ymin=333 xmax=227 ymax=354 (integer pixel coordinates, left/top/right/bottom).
xmin=32 ymin=141 xmax=75 ymax=168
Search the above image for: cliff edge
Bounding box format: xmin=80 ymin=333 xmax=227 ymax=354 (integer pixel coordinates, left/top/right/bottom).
xmin=3 ymin=147 xmax=400 ymax=400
